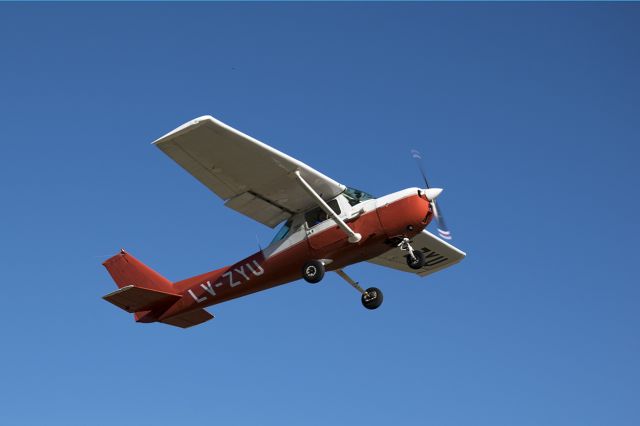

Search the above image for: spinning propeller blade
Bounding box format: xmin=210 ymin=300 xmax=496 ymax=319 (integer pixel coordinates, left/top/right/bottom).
xmin=410 ymin=149 xmax=431 ymax=189
xmin=411 ymin=149 xmax=453 ymax=241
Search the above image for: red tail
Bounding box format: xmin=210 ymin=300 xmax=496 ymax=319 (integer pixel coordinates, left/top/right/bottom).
xmin=102 ymin=249 xmax=173 ymax=293
xmin=102 ymin=250 xmax=214 ymax=328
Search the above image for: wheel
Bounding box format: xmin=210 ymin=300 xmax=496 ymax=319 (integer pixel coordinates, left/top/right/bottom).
xmin=406 ymin=250 xmax=425 ymax=270
xmin=361 ymin=287 xmax=383 ymax=310
xmin=302 ymin=260 xmax=325 ymax=284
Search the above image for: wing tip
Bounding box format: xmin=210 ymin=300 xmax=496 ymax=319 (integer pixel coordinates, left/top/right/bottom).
xmin=151 ymin=115 xmax=217 ymax=146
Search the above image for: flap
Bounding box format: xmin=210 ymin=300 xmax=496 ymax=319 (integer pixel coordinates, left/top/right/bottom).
xmin=102 ymin=285 xmax=181 ymax=313
xmin=225 ymin=191 xmax=291 ymax=228
xmin=368 ymin=230 xmax=466 ymax=277
xmin=153 ymin=116 xmax=346 ymax=228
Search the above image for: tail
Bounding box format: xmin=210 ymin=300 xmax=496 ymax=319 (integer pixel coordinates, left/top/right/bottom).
xmin=101 ymin=249 xmax=213 ymax=328
xmin=102 ymin=249 xmax=173 ymax=293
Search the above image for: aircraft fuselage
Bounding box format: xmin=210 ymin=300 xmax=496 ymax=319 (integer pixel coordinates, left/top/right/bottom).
xmin=149 ymin=188 xmax=432 ymax=323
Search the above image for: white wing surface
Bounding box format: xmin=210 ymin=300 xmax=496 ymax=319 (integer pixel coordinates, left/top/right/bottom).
xmin=153 ymin=116 xmax=345 ymax=228
xmin=368 ymin=230 xmax=466 ymax=277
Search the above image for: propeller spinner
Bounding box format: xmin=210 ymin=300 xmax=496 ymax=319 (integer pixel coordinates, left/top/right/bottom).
xmin=411 ymin=149 xmax=453 ymax=241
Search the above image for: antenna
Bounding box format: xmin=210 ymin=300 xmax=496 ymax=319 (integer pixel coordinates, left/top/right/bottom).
xmin=256 ymin=234 xmax=263 ymax=253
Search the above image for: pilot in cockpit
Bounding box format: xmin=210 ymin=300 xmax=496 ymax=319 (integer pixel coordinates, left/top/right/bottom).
xmin=306 ymin=208 xmax=327 ymax=227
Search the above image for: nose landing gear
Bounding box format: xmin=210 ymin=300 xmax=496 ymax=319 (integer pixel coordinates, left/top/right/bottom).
xmin=335 ymin=269 xmax=383 ymax=310
xmin=399 ymin=237 xmax=425 ymax=270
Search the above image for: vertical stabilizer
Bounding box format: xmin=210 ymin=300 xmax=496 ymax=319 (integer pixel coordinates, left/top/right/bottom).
xmin=102 ymin=250 xmax=173 ymax=293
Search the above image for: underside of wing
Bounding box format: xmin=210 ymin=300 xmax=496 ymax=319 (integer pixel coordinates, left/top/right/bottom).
xmin=160 ymin=309 xmax=214 ymax=328
xmin=153 ymin=116 xmax=345 ymax=227
xmin=368 ymin=230 xmax=466 ymax=277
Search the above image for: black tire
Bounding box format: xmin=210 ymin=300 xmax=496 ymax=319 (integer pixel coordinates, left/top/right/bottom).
xmin=302 ymin=260 xmax=325 ymax=284
xmin=406 ymin=250 xmax=425 ymax=270
xmin=361 ymin=287 xmax=383 ymax=310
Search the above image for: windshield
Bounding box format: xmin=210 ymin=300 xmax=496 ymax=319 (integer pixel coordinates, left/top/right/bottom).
xmin=342 ymin=186 xmax=375 ymax=206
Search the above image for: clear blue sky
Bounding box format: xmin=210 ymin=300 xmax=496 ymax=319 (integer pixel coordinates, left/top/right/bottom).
xmin=1 ymin=3 xmax=638 ymax=425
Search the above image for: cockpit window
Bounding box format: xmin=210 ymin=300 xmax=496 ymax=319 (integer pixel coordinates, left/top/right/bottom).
xmin=270 ymin=219 xmax=292 ymax=245
xmin=305 ymin=199 xmax=340 ymax=227
xmin=342 ymin=187 xmax=375 ymax=206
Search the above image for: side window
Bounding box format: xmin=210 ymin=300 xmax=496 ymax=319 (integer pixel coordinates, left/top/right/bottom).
xmin=305 ymin=200 xmax=341 ymax=227
xmin=343 ymin=187 xmax=375 ymax=207
xmin=328 ymin=199 xmax=341 ymax=215
xmin=270 ymin=219 xmax=292 ymax=244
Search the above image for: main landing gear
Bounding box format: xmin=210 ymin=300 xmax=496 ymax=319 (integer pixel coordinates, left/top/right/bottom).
xmin=301 ymin=261 xmax=383 ymax=309
xmin=302 ymin=260 xmax=325 ymax=284
xmin=335 ymin=269 xmax=383 ymax=310
xmin=302 ymin=239 xmax=422 ymax=309
xmin=398 ymin=237 xmax=425 ymax=270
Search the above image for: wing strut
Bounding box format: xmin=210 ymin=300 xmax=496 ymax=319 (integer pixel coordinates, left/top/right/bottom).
xmin=293 ymin=170 xmax=361 ymax=243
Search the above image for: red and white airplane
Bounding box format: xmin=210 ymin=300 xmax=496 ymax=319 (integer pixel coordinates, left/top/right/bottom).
xmin=102 ymin=116 xmax=466 ymax=328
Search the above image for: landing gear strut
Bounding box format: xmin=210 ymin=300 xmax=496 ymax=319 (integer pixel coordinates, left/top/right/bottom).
xmin=335 ymin=269 xmax=383 ymax=310
xmin=399 ymin=237 xmax=425 ymax=270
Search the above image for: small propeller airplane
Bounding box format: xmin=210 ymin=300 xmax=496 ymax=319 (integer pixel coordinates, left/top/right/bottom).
xmin=102 ymin=116 xmax=466 ymax=328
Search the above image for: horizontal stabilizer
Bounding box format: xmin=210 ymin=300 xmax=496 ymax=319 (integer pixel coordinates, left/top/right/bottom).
xmin=103 ymin=285 xmax=181 ymax=313
xmin=161 ymin=309 xmax=214 ymax=328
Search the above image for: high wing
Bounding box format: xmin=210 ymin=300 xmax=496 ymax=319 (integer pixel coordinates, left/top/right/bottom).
xmin=368 ymin=230 xmax=466 ymax=277
xmin=153 ymin=116 xmax=345 ymax=228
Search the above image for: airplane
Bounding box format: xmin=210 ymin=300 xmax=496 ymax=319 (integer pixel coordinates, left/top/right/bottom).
xmin=102 ymin=116 xmax=466 ymax=328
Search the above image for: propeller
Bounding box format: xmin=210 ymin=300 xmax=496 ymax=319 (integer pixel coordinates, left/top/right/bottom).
xmin=410 ymin=149 xmax=453 ymax=241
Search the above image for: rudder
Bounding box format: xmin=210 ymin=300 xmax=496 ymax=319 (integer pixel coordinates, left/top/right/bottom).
xmin=103 ymin=249 xmax=173 ymax=293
